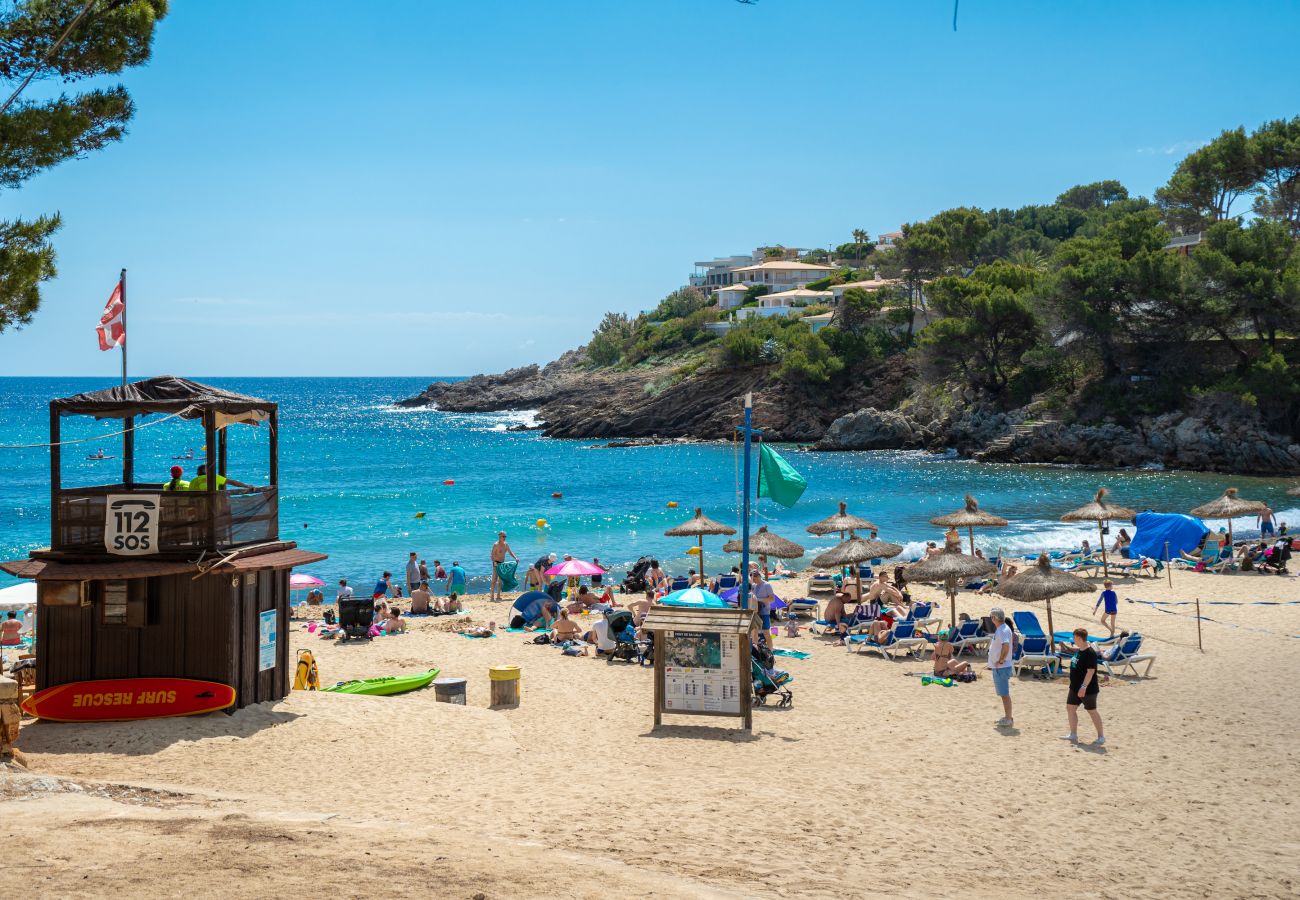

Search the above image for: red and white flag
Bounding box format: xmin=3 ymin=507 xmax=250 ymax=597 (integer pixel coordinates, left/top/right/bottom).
xmin=96 ymin=281 xmax=125 ymax=351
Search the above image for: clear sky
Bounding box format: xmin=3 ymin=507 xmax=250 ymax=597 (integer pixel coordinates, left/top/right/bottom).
xmin=1 ymin=0 xmax=1297 ymax=377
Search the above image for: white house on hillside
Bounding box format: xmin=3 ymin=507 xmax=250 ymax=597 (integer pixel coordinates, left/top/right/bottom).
xmin=829 ymin=277 xmax=905 ymax=304
xmin=715 ymin=283 xmax=750 ymax=310
xmin=728 ymin=259 xmax=835 ymax=289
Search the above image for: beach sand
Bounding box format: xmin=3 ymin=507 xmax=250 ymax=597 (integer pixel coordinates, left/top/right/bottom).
xmin=3 ymin=569 xmax=1298 ymax=898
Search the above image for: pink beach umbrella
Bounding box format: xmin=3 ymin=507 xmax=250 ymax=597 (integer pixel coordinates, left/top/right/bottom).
xmin=290 ymin=573 xmax=325 ymax=590
xmin=545 ymin=559 xmax=606 ymax=578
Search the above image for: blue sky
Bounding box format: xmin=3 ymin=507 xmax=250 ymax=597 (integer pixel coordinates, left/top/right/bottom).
xmin=2 ymin=0 xmax=1297 ymax=377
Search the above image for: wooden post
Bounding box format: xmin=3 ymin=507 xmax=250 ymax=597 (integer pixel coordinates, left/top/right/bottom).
xmin=1046 ymin=596 xmax=1057 ymax=650
xmin=1098 ymin=520 xmax=1109 ymax=578
xmin=204 ymin=409 xmax=218 ymax=548
xmin=948 ymin=575 xmax=957 ymax=629
xmin=49 ymin=406 xmax=61 ymax=547
xmin=967 ymin=525 xmax=975 ymax=556
xmin=740 ymin=638 xmax=753 ymax=732
xmin=1194 ymin=595 xmax=1203 ymax=652
xmin=1165 ymin=541 xmax=1172 ymax=588
xmin=268 ymin=406 xmax=279 ymax=487
xmin=653 ymin=631 xmax=664 ymax=728
xmin=218 ymin=427 xmax=228 ymax=479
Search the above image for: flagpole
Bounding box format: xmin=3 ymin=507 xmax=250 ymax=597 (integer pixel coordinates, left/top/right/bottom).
xmin=119 ymin=268 xmax=133 ymax=487
xmin=740 ymin=393 xmax=752 ymax=611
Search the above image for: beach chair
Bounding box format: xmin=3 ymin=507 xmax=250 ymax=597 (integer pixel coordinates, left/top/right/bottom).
xmin=948 ymin=620 xmax=989 ymax=656
xmin=717 ymin=574 xmax=739 ymax=591
xmin=669 ymin=576 xmax=690 ymax=592
xmin=1098 ymin=632 xmax=1155 ymax=677
xmin=849 ymin=621 xmax=924 ymax=660
xmin=1012 ymin=635 xmax=1060 ymax=676
xmin=904 ymin=602 xmax=939 ymax=630
xmin=1012 ymin=610 xmax=1046 ymax=640
xmin=808 ymin=573 xmax=836 ymax=595
xmin=788 ymin=597 xmax=819 ymax=619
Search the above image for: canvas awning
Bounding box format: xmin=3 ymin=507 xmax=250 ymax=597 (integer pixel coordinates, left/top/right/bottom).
xmin=50 ymin=375 xmax=273 ymax=426
xmin=1 ymin=545 xmax=326 ymax=580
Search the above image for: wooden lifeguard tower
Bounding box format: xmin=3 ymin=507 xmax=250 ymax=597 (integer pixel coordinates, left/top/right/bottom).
xmin=0 ymin=377 xmax=325 ymax=711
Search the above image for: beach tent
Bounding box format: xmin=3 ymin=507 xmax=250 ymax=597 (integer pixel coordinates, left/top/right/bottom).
xmin=510 ymin=590 xmax=554 ymax=622
xmin=1129 ymin=511 xmax=1207 ymax=561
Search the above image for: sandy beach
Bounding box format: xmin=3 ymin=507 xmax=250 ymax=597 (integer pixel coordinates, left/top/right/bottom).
xmin=3 ymin=567 xmax=1298 ymax=899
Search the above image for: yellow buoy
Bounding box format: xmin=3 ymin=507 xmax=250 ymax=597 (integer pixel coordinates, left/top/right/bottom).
xmin=415 ymin=511 xmax=426 ymax=519
xmin=666 ymin=501 xmax=679 ymax=508
xmin=535 ymin=518 xmax=547 ymax=528
xmin=686 ymin=546 xmax=700 ymax=555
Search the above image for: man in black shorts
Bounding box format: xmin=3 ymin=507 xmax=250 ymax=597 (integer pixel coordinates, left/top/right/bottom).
xmin=1060 ymin=627 xmax=1104 ymax=746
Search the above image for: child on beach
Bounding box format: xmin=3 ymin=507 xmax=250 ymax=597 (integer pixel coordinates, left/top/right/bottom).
xmin=1094 ymin=580 xmax=1119 ymax=636
xmin=457 ymin=621 xmax=496 ymax=638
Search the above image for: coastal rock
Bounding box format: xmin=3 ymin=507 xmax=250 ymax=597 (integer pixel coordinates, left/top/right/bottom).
xmin=814 ymin=408 xmax=920 ymax=450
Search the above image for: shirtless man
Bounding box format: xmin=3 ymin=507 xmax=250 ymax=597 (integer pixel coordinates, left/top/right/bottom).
xmin=489 ymin=531 xmax=519 ymax=601
xmin=863 ymin=571 xmax=903 ymax=606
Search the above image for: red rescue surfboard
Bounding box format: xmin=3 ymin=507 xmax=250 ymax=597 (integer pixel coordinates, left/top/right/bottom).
xmin=20 ymin=678 xmax=236 ymax=722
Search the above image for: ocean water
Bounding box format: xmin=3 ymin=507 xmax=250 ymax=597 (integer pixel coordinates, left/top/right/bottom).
xmin=2 ymin=376 xmax=1298 ymax=592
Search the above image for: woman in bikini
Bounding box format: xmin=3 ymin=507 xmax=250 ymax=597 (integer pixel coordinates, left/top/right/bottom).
xmin=931 ymin=632 xmax=971 ymax=677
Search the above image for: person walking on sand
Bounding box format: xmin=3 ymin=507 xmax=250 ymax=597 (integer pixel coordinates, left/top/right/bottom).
xmin=405 ymin=552 xmax=421 ymax=595
xmin=490 ymin=531 xmax=518 ymax=601
xmin=1258 ymin=506 xmax=1276 ymax=538
xmin=1060 ymin=627 xmax=1104 ymax=745
xmin=987 ymin=608 xmax=1014 ymax=728
xmin=1094 ymin=579 xmax=1119 ymax=636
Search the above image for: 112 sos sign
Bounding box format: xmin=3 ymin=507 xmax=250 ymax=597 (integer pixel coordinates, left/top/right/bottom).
xmin=104 ymin=495 xmax=160 ymax=556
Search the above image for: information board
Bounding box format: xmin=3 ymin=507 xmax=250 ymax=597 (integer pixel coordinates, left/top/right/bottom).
xmin=104 ymin=494 xmax=161 ymax=556
xmin=258 ymin=609 xmax=277 ymax=671
xmin=662 ymin=629 xmax=742 ymax=715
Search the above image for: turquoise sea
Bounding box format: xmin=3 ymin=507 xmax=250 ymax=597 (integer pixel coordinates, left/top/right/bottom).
xmin=3 ymin=376 xmax=1298 ymax=592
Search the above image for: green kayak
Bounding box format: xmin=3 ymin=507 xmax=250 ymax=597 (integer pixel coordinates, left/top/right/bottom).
xmin=323 ymin=668 xmax=440 ymax=696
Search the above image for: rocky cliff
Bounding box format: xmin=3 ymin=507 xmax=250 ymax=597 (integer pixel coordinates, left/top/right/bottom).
xmin=398 ymin=360 xmax=1300 ymax=474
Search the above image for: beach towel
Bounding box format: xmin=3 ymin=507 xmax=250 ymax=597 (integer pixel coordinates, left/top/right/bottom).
xmin=496 ymin=561 xmax=519 ymax=592
xmin=459 ymin=632 xmax=496 ymax=639
xmin=504 ymin=627 xmax=532 ymax=633
xmin=771 ymin=648 xmax=811 ymax=660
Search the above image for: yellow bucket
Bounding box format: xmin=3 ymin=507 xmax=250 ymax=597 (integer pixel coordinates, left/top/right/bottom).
xmin=489 ymin=665 xmax=521 ymax=682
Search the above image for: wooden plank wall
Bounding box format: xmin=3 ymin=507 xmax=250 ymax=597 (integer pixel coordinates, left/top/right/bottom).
xmin=35 ymin=568 xmax=290 ymax=709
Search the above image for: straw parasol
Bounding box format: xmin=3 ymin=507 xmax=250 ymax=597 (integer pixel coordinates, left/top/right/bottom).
xmin=931 ymin=495 xmax=1008 ymax=555
xmin=1190 ymin=488 xmax=1267 ymax=552
xmin=905 ymin=545 xmax=996 ymax=629
xmin=1060 ymin=488 xmax=1137 ymax=578
xmin=723 ymin=525 xmax=805 ymax=576
xmin=664 ymin=507 xmax=736 ymax=583
xmin=806 ymin=501 xmax=877 ymax=537
xmin=994 ymin=552 xmax=1093 ymax=649
xmin=811 ymin=536 xmax=904 ymax=605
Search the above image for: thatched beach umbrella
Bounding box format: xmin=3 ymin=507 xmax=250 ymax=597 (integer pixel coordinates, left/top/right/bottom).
xmin=994 ymin=552 xmax=1093 ymax=649
xmin=806 ymin=501 xmax=877 ymax=537
xmin=664 ymin=507 xmax=736 ymax=583
xmin=905 ymin=545 xmax=996 ymax=629
xmin=1190 ymin=488 xmax=1267 ymax=553
xmin=931 ymin=495 xmax=1008 ymax=555
xmin=811 ymin=536 xmax=903 ymax=605
xmin=1061 ymin=488 xmax=1137 ymax=578
xmin=723 ymin=525 xmax=805 ymax=575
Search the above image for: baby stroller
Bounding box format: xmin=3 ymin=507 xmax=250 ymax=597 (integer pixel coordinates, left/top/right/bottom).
xmin=337 ymin=597 xmax=375 ymax=641
xmin=621 ymin=556 xmax=652 ymax=595
xmin=605 ymin=608 xmax=650 ymax=664
xmin=750 ymin=637 xmax=793 ymax=708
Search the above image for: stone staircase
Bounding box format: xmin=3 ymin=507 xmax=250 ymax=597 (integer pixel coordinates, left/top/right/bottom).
xmin=976 ymin=405 xmax=1063 ymax=461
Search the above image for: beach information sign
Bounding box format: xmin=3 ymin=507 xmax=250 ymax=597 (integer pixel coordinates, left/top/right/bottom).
xmin=663 ymin=630 xmax=742 ymax=714
xmin=258 ymin=609 xmax=277 ymax=671
xmin=641 ymin=605 xmax=755 ymax=732
xmin=104 ymin=494 xmax=161 ymax=556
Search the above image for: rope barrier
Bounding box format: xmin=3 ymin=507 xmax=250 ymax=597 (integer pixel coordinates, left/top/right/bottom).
xmin=0 ymin=410 xmax=188 ymax=450
xmin=1126 ymin=598 xmax=1300 ymax=640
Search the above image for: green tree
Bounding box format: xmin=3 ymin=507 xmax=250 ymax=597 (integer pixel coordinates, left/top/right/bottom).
xmin=1185 ymin=219 xmax=1300 ymax=352
xmin=779 ymin=328 xmax=843 ymax=384
xmin=1056 ymin=180 xmax=1129 ymax=211
xmin=1250 ymin=115 xmax=1300 ymax=236
xmin=586 ymin=311 xmax=634 ymax=366
xmin=0 ymin=0 xmax=168 ymax=333
xmin=651 ymin=286 xmax=707 ymax=320
xmin=889 ymin=221 xmax=949 ymax=346
xmin=1156 ymin=127 xmax=1259 ymax=233
xmin=921 ymin=262 xmax=1042 ymax=393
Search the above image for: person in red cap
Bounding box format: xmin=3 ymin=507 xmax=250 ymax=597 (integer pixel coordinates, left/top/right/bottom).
xmin=163 ymin=465 xmax=189 ymax=492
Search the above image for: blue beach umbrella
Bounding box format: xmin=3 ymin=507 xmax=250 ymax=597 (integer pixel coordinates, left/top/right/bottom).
xmin=659 ymin=587 xmax=728 ymax=608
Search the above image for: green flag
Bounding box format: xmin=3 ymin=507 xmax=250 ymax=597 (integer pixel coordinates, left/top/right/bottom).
xmin=757 ymin=444 xmax=807 ymax=508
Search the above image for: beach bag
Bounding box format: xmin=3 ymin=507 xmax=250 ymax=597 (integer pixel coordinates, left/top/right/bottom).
xmin=294 ymin=650 xmax=320 ymax=691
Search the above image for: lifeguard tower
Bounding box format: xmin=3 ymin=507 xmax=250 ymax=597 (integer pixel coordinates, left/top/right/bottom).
xmin=0 ymin=377 xmax=325 ymax=711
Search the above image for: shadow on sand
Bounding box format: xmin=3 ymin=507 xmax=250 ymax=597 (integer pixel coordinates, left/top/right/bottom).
xmin=19 ymin=705 xmax=302 ymax=757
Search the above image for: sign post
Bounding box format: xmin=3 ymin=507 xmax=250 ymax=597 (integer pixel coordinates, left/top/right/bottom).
xmin=642 ymin=605 xmax=756 ymax=732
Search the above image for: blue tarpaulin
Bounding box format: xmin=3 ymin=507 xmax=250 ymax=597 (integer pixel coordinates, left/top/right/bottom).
xmin=1129 ymin=511 xmax=1208 ymax=561
xmin=510 ymin=591 xmax=553 ymax=623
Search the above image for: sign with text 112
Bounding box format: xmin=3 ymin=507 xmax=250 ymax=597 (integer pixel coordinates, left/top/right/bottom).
xmin=104 ymin=495 xmax=160 ymax=556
